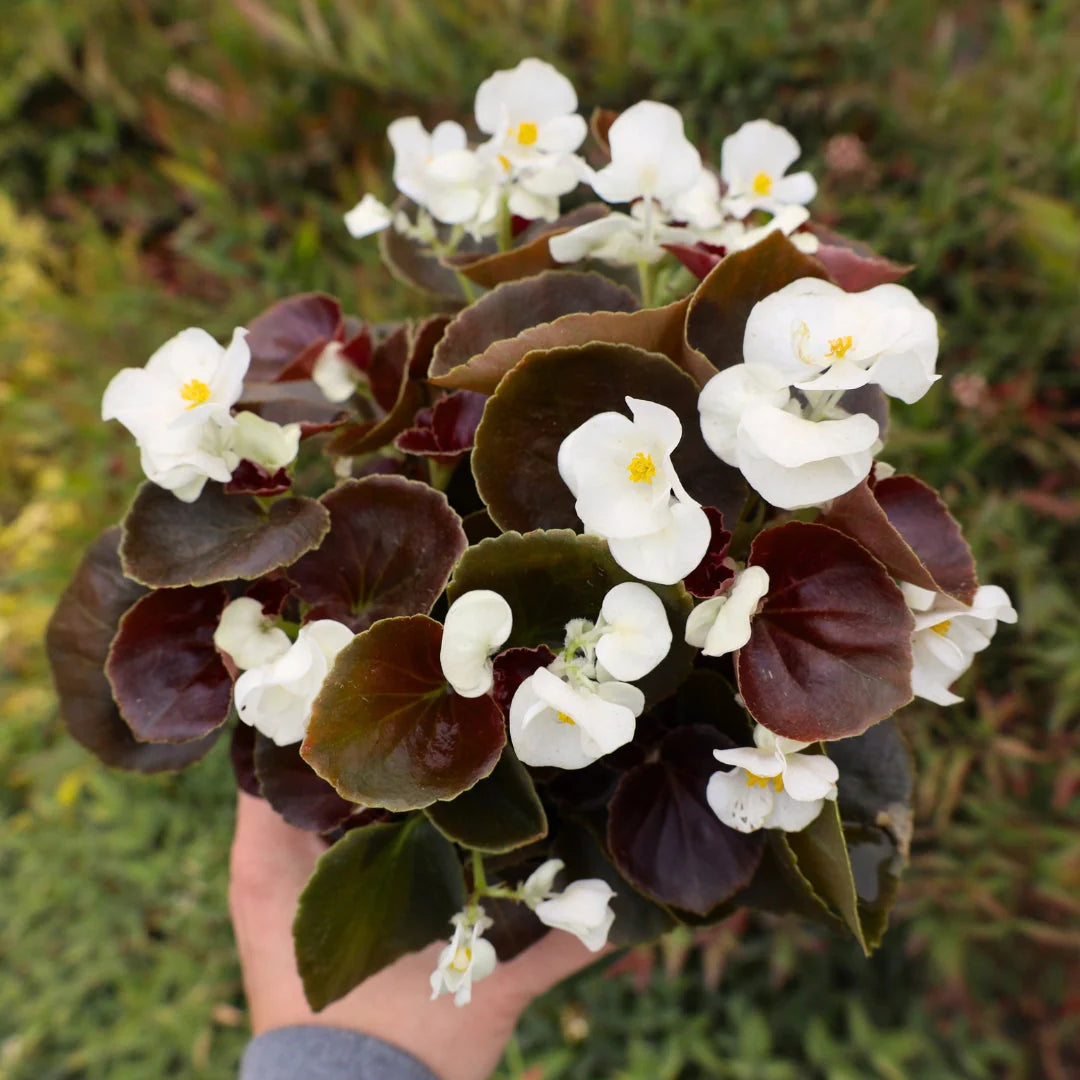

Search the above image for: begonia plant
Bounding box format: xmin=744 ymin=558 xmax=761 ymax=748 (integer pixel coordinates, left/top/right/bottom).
xmin=46 ymin=57 xmax=1016 ymax=1011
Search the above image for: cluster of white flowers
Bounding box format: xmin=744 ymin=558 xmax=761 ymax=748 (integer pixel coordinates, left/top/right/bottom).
xmin=558 ymin=397 xmax=710 ymax=585
xmin=439 ymin=582 xmax=672 ymax=770
xmin=430 ymin=858 xmax=616 ymax=1007
xmin=213 ymin=597 xmax=353 ymax=746
xmin=343 ymin=57 xmax=818 ymax=270
xmin=698 ymin=278 xmax=940 ymax=509
xmin=101 ymin=328 xmax=301 ymax=502
xmin=346 ymin=58 xmax=588 ymax=242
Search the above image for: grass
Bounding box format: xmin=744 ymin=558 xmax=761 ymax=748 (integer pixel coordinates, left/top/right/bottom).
xmin=1 ymin=1 xmax=1078 ymax=1077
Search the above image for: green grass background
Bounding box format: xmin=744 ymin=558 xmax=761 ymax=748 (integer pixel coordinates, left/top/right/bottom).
xmin=1 ymin=1 xmax=1078 ymax=1077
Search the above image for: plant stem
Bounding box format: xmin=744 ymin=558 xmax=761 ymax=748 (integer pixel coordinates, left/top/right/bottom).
xmin=471 ymin=849 xmax=488 ymax=898
xmin=496 ymin=191 xmax=513 ymax=253
xmin=637 ymin=259 xmax=656 ymax=307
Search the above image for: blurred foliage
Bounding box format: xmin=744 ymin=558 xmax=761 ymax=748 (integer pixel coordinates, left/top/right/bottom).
xmin=1 ymin=0 xmax=1078 ymax=1077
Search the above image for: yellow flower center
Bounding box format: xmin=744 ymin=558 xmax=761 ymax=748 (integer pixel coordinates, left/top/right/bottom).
xmin=626 ymin=452 xmax=656 ymax=484
xmin=450 ymin=946 xmax=472 ymax=972
xmin=497 ymin=153 xmax=511 ymax=172
xmin=746 ymin=771 xmax=784 ymax=792
xmin=556 ymin=711 xmax=576 ymax=725
xmin=826 ymin=335 xmax=854 ymax=359
xmin=752 ymin=171 xmax=773 ymax=196
xmin=931 ymin=619 xmax=952 ymax=637
xmin=179 ymin=378 xmax=211 ymax=409
xmin=514 ymin=121 xmax=538 ymax=146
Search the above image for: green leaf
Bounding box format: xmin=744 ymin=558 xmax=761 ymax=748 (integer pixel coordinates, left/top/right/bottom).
xmin=302 ymin=615 xmax=506 ymax=811
xmin=294 ymin=817 xmax=465 ymax=1010
xmin=120 ymin=482 xmax=330 ymax=588
xmin=426 ymin=747 xmax=547 ymax=853
xmin=471 ymin=341 xmax=745 ymax=533
xmin=447 ymin=529 xmax=694 ymax=708
xmin=785 ymin=796 xmax=868 ymax=955
xmin=44 ymin=528 xmax=221 ymax=772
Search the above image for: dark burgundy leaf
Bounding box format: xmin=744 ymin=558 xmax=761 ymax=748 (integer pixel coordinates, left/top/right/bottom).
xmin=245 ymin=293 xmax=344 ymax=382
xmin=287 ymin=476 xmax=467 ymax=633
xmin=302 ymin=615 xmax=506 ymax=811
xmin=106 ymin=584 xmax=232 ymax=742
xmin=608 ymin=725 xmax=766 ymax=916
xmin=395 ymin=391 xmax=488 ymax=465
xmin=120 ymin=482 xmax=330 ymax=588
xmin=663 ymin=242 xmax=724 ymax=280
xmin=806 ymin=225 xmax=914 ymax=292
xmin=738 ymin=521 xmax=913 ymax=742
xmin=224 ymin=460 xmax=293 ymax=496
xmin=230 ymin=722 xmax=261 ymax=797
xmin=45 ymin=528 xmax=221 ymax=772
xmin=873 ymin=475 xmax=978 ymax=604
xmin=428 ymin=270 xmax=636 ymax=382
xmin=483 ymin=895 xmax=547 ymax=962
xmin=491 ymin=645 xmax=556 ymax=718
xmin=253 ymin=733 xmax=357 ymax=832
xmin=683 ymin=507 xmax=734 ymax=598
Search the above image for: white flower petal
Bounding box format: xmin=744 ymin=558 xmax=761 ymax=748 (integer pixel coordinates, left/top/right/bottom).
xmin=607 ymin=498 xmax=711 ymax=585
xmin=706 ymin=766 xmax=775 ymax=832
xmin=344 ymin=193 xmax=393 ymax=238
xmin=595 ymin=582 xmax=672 ymax=682
xmin=521 ymin=858 xmax=565 ymax=908
xmin=533 ymin=879 xmax=616 ymax=952
xmin=440 ymin=590 xmax=513 ymax=698
xmin=697 ymin=363 xmax=792 ymax=465
xmin=782 ymin=753 xmax=839 ymax=802
xmin=684 ymin=565 xmax=769 ymax=657
xmin=214 ymin=597 xmax=291 ymax=671
xmin=231 ymin=411 xmax=301 ymax=471
xmin=762 ymin=792 xmax=824 ymax=832
xmin=475 ymin=58 xmax=580 ymax=135
xmin=712 ymin=745 xmax=784 ymax=776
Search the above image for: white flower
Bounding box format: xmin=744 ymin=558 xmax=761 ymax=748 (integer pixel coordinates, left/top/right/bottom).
xmin=520 ymin=858 xmax=566 ymax=908
xmin=558 ymin=397 xmax=694 ymax=539
xmin=903 ymin=582 xmax=1018 ymax=706
xmin=234 ymin=619 xmax=354 ymax=746
xmin=344 ymin=193 xmax=393 ymax=239
xmin=707 ymin=724 xmax=839 ymax=833
xmin=668 ymin=169 xmax=726 ymax=229
xmin=429 ymin=909 xmax=497 ymax=1007
xmin=214 ymin=597 xmax=291 ymax=671
xmin=474 ymin=58 xmax=587 ymax=166
xmin=440 ymin=590 xmax=513 ymax=698
xmin=594 ymin=582 xmax=672 ymax=681
xmin=698 ymin=362 xmax=881 ymax=509
xmin=102 ymin=327 xmax=251 ymax=502
xmin=606 ymin=497 xmax=712 ymax=585
xmin=590 ymin=101 xmax=702 ymax=207
xmin=548 ymin=210 xmax=687 ymax=267
xmin=720 ymin=119 xmax=818 ymax=219
xmin=743 ymin=278 xmax=940 ymax=405
xmin=685 ymin=566 xmax=770 ymax=657
xmin=533 ymin=880 xmax=616 ymax=952
xmin=231 ymin=411 xmax=301 ymax=471
xmin=509 ymin=665 xmax=642 ymax=770
xmin=312 ymin=341 xmax=363 ymax=403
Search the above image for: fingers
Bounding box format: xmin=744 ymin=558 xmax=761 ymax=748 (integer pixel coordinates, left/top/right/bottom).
xmin=496 ymin=930 xmax=615 ymax=1004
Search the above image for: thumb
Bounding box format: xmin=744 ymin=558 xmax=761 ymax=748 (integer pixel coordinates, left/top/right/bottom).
xmin=496 ymin=928 xmax=615 ymax=1003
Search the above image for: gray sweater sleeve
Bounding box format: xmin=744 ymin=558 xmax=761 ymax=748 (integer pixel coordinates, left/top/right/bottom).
xmin=239 ymin=1026 xmax=442 ymax=1080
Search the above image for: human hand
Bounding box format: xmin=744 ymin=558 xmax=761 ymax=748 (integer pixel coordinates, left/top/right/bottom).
xmin=229 ymin=791 xmax=609 ymax=1080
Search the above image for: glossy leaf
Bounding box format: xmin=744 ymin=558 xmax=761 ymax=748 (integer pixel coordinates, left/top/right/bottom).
xmin=302 ymin=615 xmax=505 ymax=811
xmin=245 ymin=293 xmax=343 ymax=382
xmin=428 ymin=270 xmax=636 ymax=382
xmin=426 ymin=747 xmax=547 ymax=853
xmin=105 ymin=584 xmax=232 ymax=742
xmin=44 ymin=528 xmax=221 ymax=772
xmin=738 ymin=522 xmax=914 ymax=741
xmin=682 ymin=507 xmax=734 ymax=598
xmin=120 ymin=482 xmax=330 ymax=588
xmin=685 ymin=231 xmax=828 ymax=372
xmin=430 ymin=297 xmax=709 ymax=394
xmin=253 ymin=734 xmax=358 ymax=833
xmin=288 ymin=476 xmax=467 ymax=632
xmin=294 ymin=816 xmax=465 ymax=1010
xmin=231 ymin=722 xmax=261 ymax=797
xmin=445 ymin=205 xmax=612 ymax=288
xmin=608 ymin=726 xmax=766 ymax=916
xmin=395 ymin=390 xmax=488 ymax=465
xmin=447 ymin=530 xmax=694 ymax=708
xmin=471 ymin=343 xmax=745 ymax=533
